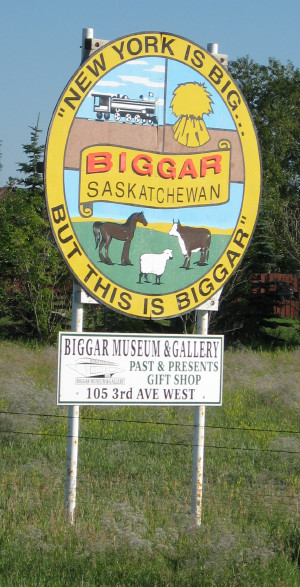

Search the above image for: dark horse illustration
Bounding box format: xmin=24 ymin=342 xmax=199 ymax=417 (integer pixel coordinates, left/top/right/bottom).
xmin=93 ymin=212 xmax=148 ymax=265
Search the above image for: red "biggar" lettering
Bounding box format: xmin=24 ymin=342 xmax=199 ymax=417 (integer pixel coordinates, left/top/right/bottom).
xmin=86 ymin=151 xmax=222 ymax=179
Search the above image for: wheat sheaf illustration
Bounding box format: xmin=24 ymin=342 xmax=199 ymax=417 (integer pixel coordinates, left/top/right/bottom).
xmin=170 ymin=82 xmax=213 ymax=147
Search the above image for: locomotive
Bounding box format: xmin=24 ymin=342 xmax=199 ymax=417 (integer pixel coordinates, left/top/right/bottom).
xmin=91 ymin=91 xmax=158 ymax=124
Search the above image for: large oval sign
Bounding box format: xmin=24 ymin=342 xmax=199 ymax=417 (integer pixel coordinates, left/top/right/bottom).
xmin=45 ymin=32 xmax=261 ymax=319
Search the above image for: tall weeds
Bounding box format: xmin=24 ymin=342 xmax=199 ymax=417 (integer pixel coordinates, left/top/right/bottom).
xmin=0 ymin=342 xmax=299 ymax=585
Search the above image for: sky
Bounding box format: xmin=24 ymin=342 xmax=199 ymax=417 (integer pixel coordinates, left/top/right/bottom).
xmin=1 ymin=0 xmax=300 ymax=186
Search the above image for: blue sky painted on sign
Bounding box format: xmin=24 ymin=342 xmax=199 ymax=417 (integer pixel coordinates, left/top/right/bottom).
xmin=77 ymin=57 xmax=236 ymax=130
xmin=1 ymin=0 xmax=300 ymax=185
xmin=77 ymin=58 xmax=166 ymax=123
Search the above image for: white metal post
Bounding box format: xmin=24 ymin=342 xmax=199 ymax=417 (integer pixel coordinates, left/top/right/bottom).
xmin=192 ymin=310 xmax=209 ymax=525
xmin=81 ymin=27 xmax=94 ymax=62
xmin=65 ymin=281 xmax=83 ymax=524
xmin=191 ymin=41 xmax=226 ymax=526
xmin=64 ymin=27 xmax=93 ymax=526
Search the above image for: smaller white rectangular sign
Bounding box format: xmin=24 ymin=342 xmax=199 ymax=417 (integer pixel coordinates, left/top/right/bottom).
xmin=57 ymin=332 xmax=223 ymax=406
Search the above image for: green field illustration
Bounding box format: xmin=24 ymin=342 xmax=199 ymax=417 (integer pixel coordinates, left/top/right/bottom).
xmin=73 ymin=221 xmax=232 ymax=295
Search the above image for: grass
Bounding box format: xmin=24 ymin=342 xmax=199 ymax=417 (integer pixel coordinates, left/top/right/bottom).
xmin=0 ymin=340 xmax=299 ymax=585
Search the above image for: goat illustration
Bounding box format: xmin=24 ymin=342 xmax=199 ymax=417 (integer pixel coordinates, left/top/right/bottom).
xmin=169 ymin=220 xmax=211 ymax=269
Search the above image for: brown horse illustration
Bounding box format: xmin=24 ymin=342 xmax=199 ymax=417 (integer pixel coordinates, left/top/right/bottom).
xmin=93 ymin=212 xmax=148 ymax=265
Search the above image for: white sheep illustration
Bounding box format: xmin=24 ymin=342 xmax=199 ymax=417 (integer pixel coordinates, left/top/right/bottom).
xmin=138 ymin=249 xmax=173 ymax=285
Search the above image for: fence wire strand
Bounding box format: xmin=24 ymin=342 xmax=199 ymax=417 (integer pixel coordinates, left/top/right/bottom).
xmin=0 ymin=409 xmax=299 ymax=436
xmin=0 ymin=427 xmax=299 ymax=454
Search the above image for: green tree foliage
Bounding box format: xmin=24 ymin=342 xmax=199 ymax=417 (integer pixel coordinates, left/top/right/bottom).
xmin=17 ymin=115 xmax=44 ymax=195
xmin=0 ymin=139 xmax=2 ymax=176
xmin=230 ymin=57 xmax=300 ymax=273
xmin=0 ymin=121 xmax=72 ymax=342
xmin=210 ymin=58 xmax=300 ymax=344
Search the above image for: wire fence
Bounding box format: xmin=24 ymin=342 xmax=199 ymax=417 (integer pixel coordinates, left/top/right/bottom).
xmin=1 ymin=406 xmax=299 ymax=522
xmin=0 ymin=409 xmax=299 ymax=454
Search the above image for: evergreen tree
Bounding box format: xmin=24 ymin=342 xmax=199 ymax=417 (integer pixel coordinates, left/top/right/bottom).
xmin=0 ymin=140 xmax=2 ymax=177
xmin=17 ymin=115 xmax=44 ymax=195
xmin=0 ymin=120 xmax=72 ymax=342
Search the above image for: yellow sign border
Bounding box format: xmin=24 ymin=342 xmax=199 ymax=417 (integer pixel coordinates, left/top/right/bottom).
xmin=45 ymin=32 xmax=261 ymax=319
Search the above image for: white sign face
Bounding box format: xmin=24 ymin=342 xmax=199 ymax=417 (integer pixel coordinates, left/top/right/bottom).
xmin=57 ymin=332 xmax=223 ymax=406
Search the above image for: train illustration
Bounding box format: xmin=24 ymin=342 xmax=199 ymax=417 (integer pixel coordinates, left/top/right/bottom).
xmin=91 ymin=91 xmax=158 ymax=124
